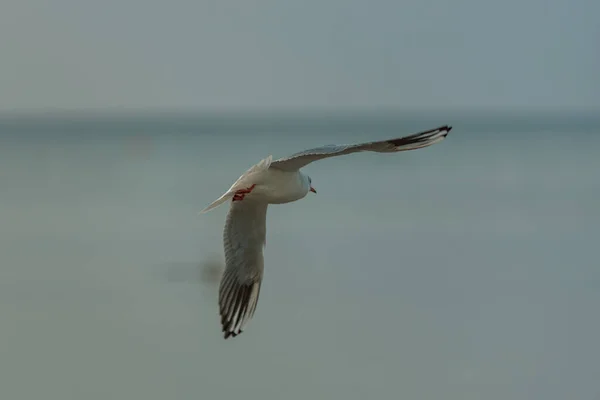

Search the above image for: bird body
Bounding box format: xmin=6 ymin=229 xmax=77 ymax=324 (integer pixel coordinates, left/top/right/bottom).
xmin=200 ymin=157 xmax=312 ymax=213
xmin=200 ymin=125 xmax=452 ymax=338
xmin=238 ymin=166 xmax=312 ymax=205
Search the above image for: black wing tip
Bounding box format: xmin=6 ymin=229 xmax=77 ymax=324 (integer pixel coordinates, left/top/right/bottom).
xmin=221 ymin=313 xmax=244 ymax=339
xmin=389 ymin=124 xmax=452 ymax=147
xmin=430 ymin=125 xmax=452 ymax=135
xmin=223 ymin=329 xmax=242 ymax=339
xmin=220 ymin=311 xmax=245 ymax=339
xmin=219 ymin=278 xmax=262 ymax=340
xmin=422 ymin=124 xmax=452 ymax=135
xmin=439 ymin=125 xmax=452 ymax=139
xmin=221 ymin=311 xmax=244 ymax=339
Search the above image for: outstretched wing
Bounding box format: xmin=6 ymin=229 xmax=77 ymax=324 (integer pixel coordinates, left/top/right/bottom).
xmin=219 ymin=199 xmax=268 ymax=339
xmin=269 ymin=125 xmax=451 ymax=172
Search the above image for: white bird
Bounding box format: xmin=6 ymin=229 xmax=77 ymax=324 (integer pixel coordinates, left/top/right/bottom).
xmin=200 ymin=125 xmax=452 ymax=339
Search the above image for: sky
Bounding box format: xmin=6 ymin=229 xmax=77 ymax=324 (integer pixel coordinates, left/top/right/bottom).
xmin=1 ymin=0 xmax=598 ymax=112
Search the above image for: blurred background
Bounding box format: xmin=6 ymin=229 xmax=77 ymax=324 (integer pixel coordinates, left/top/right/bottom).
xmin=1 ymin=1 xmax=599 ymax=399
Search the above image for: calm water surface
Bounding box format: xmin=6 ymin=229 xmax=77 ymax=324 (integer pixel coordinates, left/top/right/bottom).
xmin=0 ymin=112 xmax=598 ymax=399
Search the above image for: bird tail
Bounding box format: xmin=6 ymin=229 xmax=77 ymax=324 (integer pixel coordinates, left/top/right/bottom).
xmin=198 ymin=155 xmax=273 ymax=214
xmin=198 ymin=192 xmax=234 ymax=214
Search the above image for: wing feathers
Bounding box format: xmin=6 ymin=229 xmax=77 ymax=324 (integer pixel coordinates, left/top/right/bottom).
xmin=219 ymin=201 xmax=267 ymax=339
xmin=269 ymin=125 xmax=451 ymax=171
xmin=387 ymin=125 xmax=451 ymax=148
xmin=219 ymin=269 xmax=262 ymax=338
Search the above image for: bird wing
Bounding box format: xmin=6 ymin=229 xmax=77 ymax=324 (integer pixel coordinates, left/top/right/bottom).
xmin=219 ymin=199 xmax=268 ymax=339
xmin=269 ymin=125 xmax=451 ymax=172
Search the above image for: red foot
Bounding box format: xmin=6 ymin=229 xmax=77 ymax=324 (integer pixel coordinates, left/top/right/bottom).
xmin=232 ymin=184 xmax=256 ymax=202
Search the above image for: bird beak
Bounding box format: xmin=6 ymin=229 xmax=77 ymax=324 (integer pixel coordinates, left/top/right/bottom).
xmin=310 ymin=186 xmax=317 ymax=194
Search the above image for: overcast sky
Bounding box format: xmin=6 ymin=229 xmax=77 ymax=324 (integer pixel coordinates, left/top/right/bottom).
xmin=1 ymin=0 xmax=598 ymax=112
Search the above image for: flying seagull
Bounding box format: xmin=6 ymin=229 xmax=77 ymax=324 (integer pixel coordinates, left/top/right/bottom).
xmin=200 ymin=125 xmax=452 ymax=339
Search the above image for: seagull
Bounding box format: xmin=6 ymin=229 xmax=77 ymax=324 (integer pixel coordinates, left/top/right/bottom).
xmin=200 ymin=125 xmax=452 ymax=339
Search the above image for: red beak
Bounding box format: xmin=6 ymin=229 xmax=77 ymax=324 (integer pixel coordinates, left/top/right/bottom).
xmin=310 ymin=186 xmax=317 ymax=194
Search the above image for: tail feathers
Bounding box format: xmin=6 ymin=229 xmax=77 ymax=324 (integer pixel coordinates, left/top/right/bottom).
xmin=199 ymin=155 xmax=273 ymax=214
xmin=199 ymin=192 xmax=234 ymax=214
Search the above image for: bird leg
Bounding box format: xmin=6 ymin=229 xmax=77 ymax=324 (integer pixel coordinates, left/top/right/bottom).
xmin=232 ymin=184 xmax=256 ymax=202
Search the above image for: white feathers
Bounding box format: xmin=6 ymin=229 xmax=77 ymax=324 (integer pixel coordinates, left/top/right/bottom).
xmin=199 ymin=155 xmax=272 ymax=214
xmin=198 ymin=192 xmax=235 ymax=214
